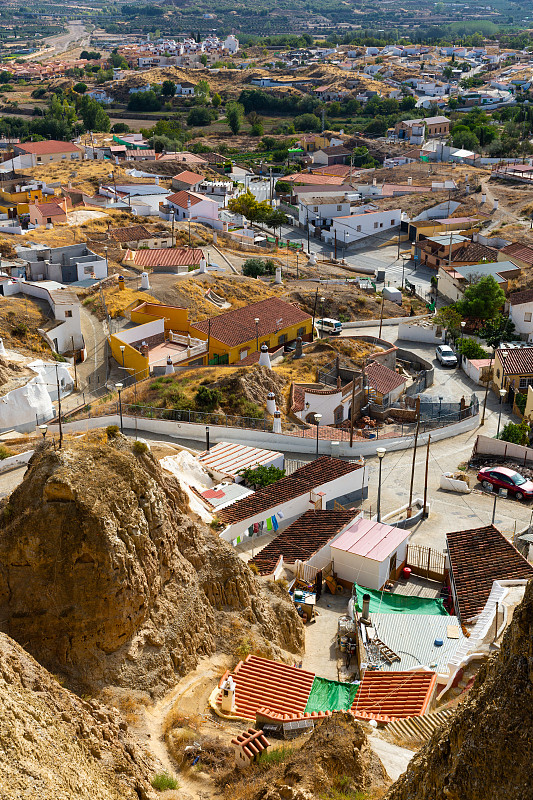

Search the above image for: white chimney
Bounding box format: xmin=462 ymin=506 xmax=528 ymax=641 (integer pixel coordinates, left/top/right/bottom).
xmin=220 ymin=676 xmax=236 ymax=713
xmin=493 ymin=198 xmax=499 ymax=211
xmin=407 ymin=176 xmax=412 ymax=185
xmin=259 ymin=344 xmax=271 ymax=369
xmin=141 ymin=272 xmax=150 ymax=289
xmin=199 ymin=257 xmax=207 ymax=273
xmin=273 ymin=409 xmax=282 ymax=434
xmin=165 ymin=355 xmax=175 ymax=374
xmin=0 ymin=337 xmax=5 ymax=356
xmin=155 ymin=176 xmax=159 ymax=185
xmin=308 ymin=252 xmax=316 ymax=266
xmin=266 ymin=391 xmax=276 ymax=415
xmin=481 ymin=193 xmax=486 ymax=204
xmin=274 ymin=266 xmax=282 ymax=285
xmin=372 ymin=177 xmax=377 ymax=186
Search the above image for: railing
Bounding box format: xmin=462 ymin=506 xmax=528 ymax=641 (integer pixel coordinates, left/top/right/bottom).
xmin=121 ymin=403 xmax=275 ymax=431
xmin=405 ymin=544 xmax=446 ymax=582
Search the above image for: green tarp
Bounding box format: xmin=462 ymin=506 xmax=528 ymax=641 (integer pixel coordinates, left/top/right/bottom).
xmin=353 ymin=583 xmax=448 ymax=616
xmin=304 ymin=676 xmax=358 ymax=713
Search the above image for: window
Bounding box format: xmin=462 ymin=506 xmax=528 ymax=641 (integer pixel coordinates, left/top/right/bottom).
xmin=356 ymin=225 xmax=361 ymax=232
xmin=337 ymin=205 xmax=342 ymax=211
xmin=65 ymin=310 xmax=73 ymax=318
xmin=525 ymin=312 xmax=532 ymax=322
xmin=239 ymin=348 xmax=248 ymax=360
xmin=297 ymin=326 xmax=305 ymax=337
xmin=391 ymin=219 xmax=395 ymax=225
xmin=380 ymin=222 xmax=383 ymax=228
xmin=278 ymin=333 xmax=287 ymax=345
xmin=374 ymin=222 xmax=378 ymax=229
xmin=313 ymin=206 xmax=318 ymax=212
xmin=37 ymin=157 xmax=42 ymax=164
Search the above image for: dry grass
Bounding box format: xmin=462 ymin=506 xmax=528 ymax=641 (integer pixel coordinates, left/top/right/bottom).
xmin=0 ymin=295 xmax=52 ymax=356
xmin=82 ymin=285 xmax=160 ymax=320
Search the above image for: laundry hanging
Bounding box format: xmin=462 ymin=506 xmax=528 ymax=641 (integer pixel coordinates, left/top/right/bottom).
xmin=272 ymin=515 xmax=279 ymax=531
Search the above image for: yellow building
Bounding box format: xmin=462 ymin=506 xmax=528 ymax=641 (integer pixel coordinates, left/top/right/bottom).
xmin=409 ymin=217 xmax=482 ymax=244
xmin=190 ymin=297 xmax=312 ymax=365
xmin=0 ymin=184 xmax=45 ymax=217
xmin=493 ymin=346 xmax=533 ymax=405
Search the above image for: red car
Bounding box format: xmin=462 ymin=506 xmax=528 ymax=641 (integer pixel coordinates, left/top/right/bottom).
xmin=477 ymin=466 xmax=533 ymax=501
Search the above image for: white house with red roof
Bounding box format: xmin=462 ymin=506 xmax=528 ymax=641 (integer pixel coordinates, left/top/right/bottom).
xmin=12 ymin=140 xmax=82 ymax=166
xmin=508 ymin=289 xmax=533 ymax=342
xmin=161 ymin=189 xmax=219 ymax=226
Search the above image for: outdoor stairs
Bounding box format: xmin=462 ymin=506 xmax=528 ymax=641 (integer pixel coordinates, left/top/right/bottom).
xmin=385 ymin=708 xmax=455 ymax=747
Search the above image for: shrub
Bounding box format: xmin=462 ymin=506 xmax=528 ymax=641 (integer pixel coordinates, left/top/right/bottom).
xmin=239 ymin=464 xmax=285 ymax=488
xmin=106 ymin=425 xmax=120 ymax=438
xmin=111 ymin=122 xmax=130 ymax=134
xmin=499 ymin=419 xmax=530 ymax=445
xmin=0 ymin=444 xmax=13 ymax=460
xmin=195 ymin=385 xmax=221 ymax=411
xmin=456 ymin=337 xmax=488 ymax=360
xmin=242 ymin=258 xmax=276 ymax=278
xmin=132 ymin=440 xmax=149 ymax=455
xmin=187 ymin=106 xmax=212 ymax=126
xmin=516 ymin=392 xmax=527 ymax=414
xmin=151 ymin=772 xmax=179 ymax=791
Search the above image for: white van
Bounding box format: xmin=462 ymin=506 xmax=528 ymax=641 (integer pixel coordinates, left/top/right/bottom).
xmin=317 ymin=317 xmax=343 ymax=335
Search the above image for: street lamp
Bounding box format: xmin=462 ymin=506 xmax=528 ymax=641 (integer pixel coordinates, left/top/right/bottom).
xmin=116 ymin=382 xmax=124 ymax=433
xmin=254 ymin=317 xmax=260 ymax=351
xmin=120 ymin=345 xmax=125 ymax=371
xmin=496 ymin=387 xmax=506 ymax=437
xmin=314 ymin=413 xmax=322 ymax=457
xmin=376 ymin=447 xmax=386 ymax=523
xmin=39 ymin=424 xmax=47 ymax=442
xmin=320 ymin=296 xmax=325 ymax=330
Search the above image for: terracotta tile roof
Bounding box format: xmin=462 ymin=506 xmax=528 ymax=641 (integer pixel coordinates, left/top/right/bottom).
xmin=509 ymin=289 xmax=533 ymax=306
xmin=125 ymin=247 xmax=204 ymax=267
xmin=217 ymin=655 xmax=315 ymax=721
xmin=311 ymin=164 xmax=352 ymax=177
xmin=290 ymin=382 xmax=342 ymax=414
xmin=249 ymin=509 xmax=356 ymax=575
xmin=109 ymin=224 xmax=153 ymax=243
xmin=217 ymin=456 xmax=363 ymax=525
xmin=351 ymin=670 xmax=437 ymax=723
xmin=32 ymin=201 xmax=68 ymax=217
xmin=496 ymin=346 xmax=533 ymax=376
xmin=317 ymin=145 xmax=352 ymax=156
xmin=501 ymin=242 xmax=533 ymax=266
xmin=446 ymin=524 xmax=533 ymax=621
xmin=167 ymin=190 xmax=204 ymax=209
xmin=284 ymin=173 xmax=347 ymax=186
xmin=231 ymin=728 xmax=270 ymax=758
xmin=452 ymin=242 xmax=498 ymax=263
xmin=172 ymin=170 xmax=204 ymax=185
xmin=365 ymin=361 xmax=406 ymax=396
xmin=191 ymin=297 xmax=311 ymax=347
xmin=16 ymin=140 xmax=81 ymax=155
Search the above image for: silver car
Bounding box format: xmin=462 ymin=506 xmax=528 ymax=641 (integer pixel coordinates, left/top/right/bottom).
xmin=436 ymin=344 xmax=458 ymax=367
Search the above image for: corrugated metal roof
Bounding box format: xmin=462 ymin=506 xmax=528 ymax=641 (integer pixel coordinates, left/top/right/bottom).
xmin=197 ymin=441 xmax=282 ymax=477
xmin=200 ymin=481 xmax=253 ymax=510
xmin=367 ymin=612 xmax=464 ymax=672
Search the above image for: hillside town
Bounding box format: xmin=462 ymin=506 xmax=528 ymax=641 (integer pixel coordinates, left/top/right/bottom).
xmin=0 ymin=13 xmax=533 ymax=800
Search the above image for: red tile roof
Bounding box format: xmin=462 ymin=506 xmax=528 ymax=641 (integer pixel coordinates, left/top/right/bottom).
xmin=451 ymin=242 xmax=498 ymax=263
xmin=125 ymin=247 xmax=204 ymax=267
xmin=217 ymin=655 xmax=315 ymax=721
xmin=16 ymin=140 xmax=81 ymax=155
xmin=249 ymin=509 xmax=356 ymax=575
xmin=311 ymin=164 xmax=352 ymax=177
xmin=285 ymin=173 xmax=347 ymax=186
xmin=509 ymin=289 xmax=533 ymax=307
xmin=167 ymin=190 xmax=205 ymax=209
xmin=496 ymin=346 xmax=533 ymax=377
xmin=365 ymin=361 xmax=406 ymax=396
xmin=351 ymin=670 xmax=437 ymax=723
xmin=172 ymin=170 xmax=204 ymax=185
xmin=501 ymin=242 xmax=533 ymax=267
xmin=217 ymin=456 xmax=363 ymax=525
xmin=109 ymin=224 xmax=153 ymax=243
xmin=32 ymin=201 xmax=68 ymax=217
xmin=191 ymin=297 xmax=311 ymax=348
xmin=446 ymin=524 xmax=533 ymax=621
xmin=231 ymin=728 xmax=270 ymax=759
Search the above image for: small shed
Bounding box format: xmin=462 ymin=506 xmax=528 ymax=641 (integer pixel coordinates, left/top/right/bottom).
xmin=330 ymin=518 xmax=410 ymax=589
xmin=231 ymin=728 xmax=270 ymax=764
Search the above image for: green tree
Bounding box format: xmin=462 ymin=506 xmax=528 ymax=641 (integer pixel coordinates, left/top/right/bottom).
xmin=293 ymin=113 xmax=321 ymax=132
xmin=127 ymin=90 xmax=161 ymax=112
xmin=400 ymin=95 xmax=416 ymax=110
xmin=0 ymin=71 xmax=14 ymax=84
xmin=73 ymin=82 xmax=87 ymax=94
xmin=195 ymin=79 xmax=210 ymax=102
xmin=200 ymin=54 xmax=208 ymax=67
xmin=452 ymin=128 xmax=480 ymax=151
xmin=499 ymin=419 xmax=530 ymax=445
xmin=238 ymin=464 xmax=286 ymax=488
xmin=226 ymin=101 xmax=244 ymax=134
xmin=161 ymin=79 xmax=176 ymax=97
xmin=433 ymin=306 xmax=463 ymax=338
xmin=456 ymin=337 xmax=488 ymax=359
xmin=212 ymin=92 xmax=221 ymax=108
xmin=457 ymin=275 xmax=505 ymax=321
xmin=242 ymin=258 xmax=276 ymax=277
xmin=187 ymin=106 xmax=211 ymax=126
xmin=480 ymin=314 xmax=517 ymax=350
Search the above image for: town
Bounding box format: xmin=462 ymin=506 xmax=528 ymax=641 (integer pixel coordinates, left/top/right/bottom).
xmin=0 ymin=13 xmax=531 ymax=800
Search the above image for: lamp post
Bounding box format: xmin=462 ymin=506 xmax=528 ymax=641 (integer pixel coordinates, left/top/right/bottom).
xmin=120 ymin=344 xmax=125 ymax=371
xmin=116 ymin=382 xmax=124 ymax=433
xmin=496 ymin=387 xmax=506 ymax=437
xmin=315 ymin=413 xmax=322 ymax=457
xmin=320 ymin=296 xmax=325 ymax=331
xmin=460 ymin=320 xmax=465 ymax=362
xmin=205 ymin=426 xmax=210 ymax=451
xmin=171 ymin=209 xmax=175 ymax=247
xmin=376 ymin=447 xmax=386 ymax=523
xmin=254 ymin=317 xmax=260 ymax=352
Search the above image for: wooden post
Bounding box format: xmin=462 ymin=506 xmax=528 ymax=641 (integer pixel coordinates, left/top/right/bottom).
xmin=349 ymin=379 xmax=356 ymax=448
xmin=408 ymin=399 xmax=421 ymax=516
xmin=423 ymin=434 xmax=431 ymax=518
xmin=378 ymin=293 xmax=385 ymax=339
xmin=71 ymin=336 xmax=78 ymax=390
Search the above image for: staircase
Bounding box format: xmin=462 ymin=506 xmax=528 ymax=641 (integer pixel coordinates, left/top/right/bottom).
xmin=385 ymin=708 xmax=455 ymax=747
xmin=373 ymin=638 xmax=401 ymax=664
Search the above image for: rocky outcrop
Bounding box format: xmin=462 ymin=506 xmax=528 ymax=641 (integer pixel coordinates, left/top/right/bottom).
xmin=0 ymin=631 xmax=154 ymax=800
xmin=0 ymin=435 xmax=304 ymax=695
xmin=385 ymin=579 xmax=533 ymax=800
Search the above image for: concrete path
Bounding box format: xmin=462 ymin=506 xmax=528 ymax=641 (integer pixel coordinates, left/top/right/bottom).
xmin=368 ymin=735 xmax=414 ymax=781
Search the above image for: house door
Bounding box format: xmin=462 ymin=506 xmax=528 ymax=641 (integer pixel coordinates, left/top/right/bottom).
xmin=389 ymin=552 xmax=397 ymax=579
xmin=61 ymin=264 xmax=78 ymax=283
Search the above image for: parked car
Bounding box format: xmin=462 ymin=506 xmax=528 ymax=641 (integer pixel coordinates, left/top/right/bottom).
xmin=436 ymin=344 xmax=458 ymax=367
xmin=477 ymin=466 xmax=533 ymax=501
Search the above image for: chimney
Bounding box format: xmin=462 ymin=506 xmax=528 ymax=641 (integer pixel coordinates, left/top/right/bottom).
xmin=273 ymin=409 xmax=282 ymax=434
xmin=220 ymin=676 xmax=236 ymax=713
xmin=481 ymin=193 xmax=486 ymax=204
xmin=407 ymin=176 xmax=412 ymax=185
xmin=199 ymin=257 xmax=207 ymax=273
xmin=118 ymin=275 xmax=125 ymax=291
xmin=141 ymin=271 xmax=150 ymax=290
xmin=165 ymin=355 xmax=175 ymax=374
xmin=274 ymin=266 xmax=282 ymax=285
xmin=258 ymin=344 xmax=271 ymax=369
xmin=372 ymin=177 xmax=377 ymax=186
xmin=493 ymin=198 xmax=499 ymax=211
xmin=361 ymin=593 xmax=371 ymax=624
xmin=337 ymin=375 xmax=341 ymax=389
xmin=140 ymin=341 xmax=149 ymax=358
xmin=266 ymin=391 xmax=276 ymax=415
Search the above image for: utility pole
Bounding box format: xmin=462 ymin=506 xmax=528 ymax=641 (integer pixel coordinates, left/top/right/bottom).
xmin=408 ymin=399 xmax=421 ymax=516
xmin=423 ymin=434 xmax=431 ymax=517
xmin=296 ymin=251 xmax=299 ymax=279
xmin=71 ymin=336 xmax=78 ymax=390
xmin=334 ymin=229 xmax=337 ymax=260
xmin=56 ymin=364 xmax=63 ymax=449
xmin=349 ymin=376 xmax=356 ymax=448
xmin=480 ymin=352 xmax=494 ymax=426
xmin=311 ymin=288 xmax=319 ymax=340
xmin=378 ymin=293 xmax=385 ymax=339
xmin=307 ymin=205 xmax=310 ymax=253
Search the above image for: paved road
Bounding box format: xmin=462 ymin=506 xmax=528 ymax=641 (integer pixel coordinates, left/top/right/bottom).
xmin=22 ymin=20 xmax=90 ymax=61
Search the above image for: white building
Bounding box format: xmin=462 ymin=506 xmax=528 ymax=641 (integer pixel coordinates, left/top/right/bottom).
xmin=509 ymin=289 xmax=533 ymax=342
xmin=327 ymin=208 xmax=401 ymax=245
xmin=0 ymin=357 xmax=73 ymax=433
xmin=298 ymin=194 xmax=354 ymax=227
xmin=162 ymin=189 xmax=220 ymax=227
xmin=330 ymin=518 xmax=411 ymax=590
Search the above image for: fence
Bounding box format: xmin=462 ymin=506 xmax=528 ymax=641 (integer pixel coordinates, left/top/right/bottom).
xmin=405 ymin=544 xmax=446 ymax=582
xmin=121 ymin=403 xmax=276 ymax=432
xmin=471 ymin=434 xmax=533 ymax=467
